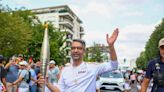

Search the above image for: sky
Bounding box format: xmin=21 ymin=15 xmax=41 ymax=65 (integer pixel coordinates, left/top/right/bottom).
xmin=1 ymin=0 xmax=164 ymax=62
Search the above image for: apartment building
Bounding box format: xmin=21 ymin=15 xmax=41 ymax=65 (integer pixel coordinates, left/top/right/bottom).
xmin=32 ymin=5 xmax=85 ymax=61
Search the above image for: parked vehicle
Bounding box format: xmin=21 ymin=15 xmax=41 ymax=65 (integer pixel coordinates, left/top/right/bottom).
xmin=100 ymin=70 xmax=125 ymax=92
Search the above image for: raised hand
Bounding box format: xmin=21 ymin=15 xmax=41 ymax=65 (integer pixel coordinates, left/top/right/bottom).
xmin=106 ymin=28 xmax=119 ymax=47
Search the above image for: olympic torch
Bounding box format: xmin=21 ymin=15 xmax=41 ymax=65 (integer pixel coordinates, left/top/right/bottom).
xmin=40 ymin=22 xmax=50 ymax=92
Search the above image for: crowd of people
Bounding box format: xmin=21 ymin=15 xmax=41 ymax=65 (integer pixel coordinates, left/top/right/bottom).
xmin=0 ymin=54 xmax=61 ymax=92
xmin=0 ymin=28 xmax=119 ymax=92
xmin=0 ymin=28 xmax=164 ymax=92
xmin=122 ymin=68 xmax=145 ymax=92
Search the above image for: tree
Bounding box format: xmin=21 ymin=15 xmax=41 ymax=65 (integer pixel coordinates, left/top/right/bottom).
xmin=145 ymin=19 xmax=164 ymax=61
xmin=0 ymin=5 xmax=68 ymax=65
xmin=48 ymin=23 xmax=67 ymax=65
xmin=84 ymin=42 xmax=104 ymax=62
xmin=0 ymin=9 xmax=33 ymax=57
xmin=24 ymin=21 xmax=67 ymax=65
xmin=136 ymin=18 xmax=164 ymax=68
xmin=136 ymin=51 xmax=147 ymax=69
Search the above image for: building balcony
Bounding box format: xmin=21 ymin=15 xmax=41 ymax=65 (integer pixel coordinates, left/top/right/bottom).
xmin=80 ymin=31 xmax=85 ymax=35
xmin=59 ymin=12 xmax=74 ymax=21
xmin=59 ymin=19 xmax=73 ymax=29
xmin=60 ymin=29 xmax=73 ymax=34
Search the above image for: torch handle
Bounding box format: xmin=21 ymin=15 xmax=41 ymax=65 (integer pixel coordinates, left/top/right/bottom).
xmin=41 ymin=58 xmax=48 ymax=92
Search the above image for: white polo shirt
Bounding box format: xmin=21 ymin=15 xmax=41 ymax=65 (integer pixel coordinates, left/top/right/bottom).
xmin=58 ymin=61 xmax=118 ymax=92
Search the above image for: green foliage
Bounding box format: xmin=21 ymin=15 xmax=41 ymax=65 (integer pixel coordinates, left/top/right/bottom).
xmin=24 ymin=21 xmax=67 ymax=65
xmin=0 ymin=5 xmax=68 ymax=65
xmin=136 ymin=51 xmax=147 ymax=69
xmin=145 ymin=19 xmax=164 ymax=61
xmin=24 ymin=23 xmax=44 ymax=60
xmin=84 ymin=42 xmax=105 ymax=62
xmin=0 ymin=9 xmax=33 ymax=57
xmin=136 ymin=18 xmax=164 ymax=69
xmin=48 ymin=23 xmax=67 ymax=65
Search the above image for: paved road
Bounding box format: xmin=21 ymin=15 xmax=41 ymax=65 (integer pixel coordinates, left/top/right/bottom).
xmin=130 ymin=81 xmax=139 ymax=92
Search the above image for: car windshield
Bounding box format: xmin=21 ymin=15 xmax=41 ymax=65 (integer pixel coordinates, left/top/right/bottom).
xmin=101 ymin=71 xmax=122 ymax=78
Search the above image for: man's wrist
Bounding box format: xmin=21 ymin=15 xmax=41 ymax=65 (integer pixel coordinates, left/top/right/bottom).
xmin=108 ymin=45 xmax=115 ymax=51
xmin=109 ymin=45 xmax=114 ymax=48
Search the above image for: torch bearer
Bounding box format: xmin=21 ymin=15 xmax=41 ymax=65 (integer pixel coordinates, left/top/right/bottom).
xmin=40 ymin=22 xmax=50 ymax=92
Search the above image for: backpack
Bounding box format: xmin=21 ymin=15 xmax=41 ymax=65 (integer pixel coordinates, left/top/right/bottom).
xmin=26 ymin=71 xmax=31 ymax=83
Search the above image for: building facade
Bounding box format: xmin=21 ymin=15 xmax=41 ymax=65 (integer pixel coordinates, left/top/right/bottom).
xmin=32 ymin=5 xmax=85 ymax=62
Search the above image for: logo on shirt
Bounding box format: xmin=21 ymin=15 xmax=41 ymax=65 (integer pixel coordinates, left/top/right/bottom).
xmin=78 ymin=70 xmax=86 ymax=74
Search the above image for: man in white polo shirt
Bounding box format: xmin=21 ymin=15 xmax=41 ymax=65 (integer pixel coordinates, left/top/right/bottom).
xmin=39 ymin=28 xmax=119 ymax=92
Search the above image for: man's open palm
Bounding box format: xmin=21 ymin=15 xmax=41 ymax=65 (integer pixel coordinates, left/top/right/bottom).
xmin=106 ymin=28 xmax=119 ymax=46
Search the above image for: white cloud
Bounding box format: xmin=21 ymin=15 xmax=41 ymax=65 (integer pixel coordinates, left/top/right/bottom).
xmin=83 ymin=28 xmax=108 ymax=46
xmin=119 ymin=24 xmax=155 ymax=42
xmin=82 ymin=2 xmax=112 ymax=19
xmin=83 ymin=22 xmax=157 ymax=62
xmin=69 ymin=1 xmax=120 ymax=20
xmin=116 ymin=23 xmax=157 ymax=61
xmin=124 ymin=11 xmax=143 ymax=16
xmin=11 ymin=0 xmax=30 ymax=6
xmin=69 ymin=0 xmax=148 ymax=23
xmin=68 ymin=0 xmax=162 ymax=62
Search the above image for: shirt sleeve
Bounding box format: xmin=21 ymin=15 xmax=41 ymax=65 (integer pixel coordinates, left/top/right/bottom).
xmin=58 ymin=69 xmax=66 ymax=92
xmin=96 ymin=60 xmax=118 ymax=75
xmin=55 ymin=67 xmax=60 ymax=74
xmin=145 ymin=61 xmax=154 ymax=79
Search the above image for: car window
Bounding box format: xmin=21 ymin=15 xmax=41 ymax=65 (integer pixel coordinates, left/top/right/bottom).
xmin=101 ymin=71 xmax=122 ymax=78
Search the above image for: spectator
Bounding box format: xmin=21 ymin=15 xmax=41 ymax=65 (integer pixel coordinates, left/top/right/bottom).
xmin=5 ymin=56 xmax=19 ymax=92
xmin=29 ymin=64 xmax=37 ymax=92
xmin=0 ymin=55 xmax=7 ymax=92
xmin=10 ymin=61 xmax=30 ymax=92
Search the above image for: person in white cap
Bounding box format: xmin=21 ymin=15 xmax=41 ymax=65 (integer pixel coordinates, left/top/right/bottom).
xmin=141 ymin=38 xmax=164 ymax=92
xmin=9 ymin=61 xmax=30 ymax=92
xmin=48 ymin=60 xmax=60 ymax=84
xmin=45 ymin=60 xmax=60 ymax=92
xmin=38 ymin=28 xmax=119 ymax=92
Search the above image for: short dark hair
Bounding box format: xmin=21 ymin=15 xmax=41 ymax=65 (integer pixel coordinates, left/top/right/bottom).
xmin=72 ymin=39 xmax=86 ymax=48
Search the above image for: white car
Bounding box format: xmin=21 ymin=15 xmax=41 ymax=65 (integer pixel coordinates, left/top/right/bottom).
xmin=100 ymin=70 xmax=125 ymax=92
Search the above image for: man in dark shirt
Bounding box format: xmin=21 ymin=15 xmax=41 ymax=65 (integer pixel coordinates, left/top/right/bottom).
xmin=0 ymin=55 xmax=7 ymax=91
xmin=141 ymin=38 xmax=164 ymax=92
